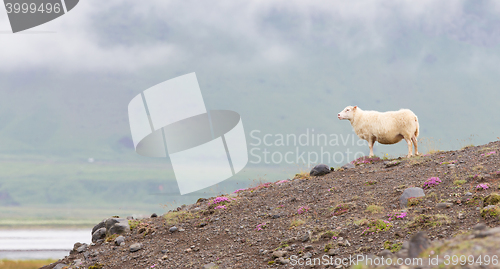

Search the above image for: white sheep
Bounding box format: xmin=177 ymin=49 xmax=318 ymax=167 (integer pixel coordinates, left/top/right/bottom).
xmin=338 ymin=106 xmax=420 ymax=158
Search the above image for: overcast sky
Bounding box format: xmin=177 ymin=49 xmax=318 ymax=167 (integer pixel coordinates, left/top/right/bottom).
xmin=2 ymin=0 xmax=500 ymax=72
xmin=1 ymin=0 xmax=500 ymax=163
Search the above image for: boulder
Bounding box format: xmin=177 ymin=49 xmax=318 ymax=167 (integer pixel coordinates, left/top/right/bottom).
xmin=310 ymin=164 xmax=331 ymax=176
xmin=91 ymin=219 xmax=105 ymax=235
xmin=400 ymin=187 xmax=425 ymax=208
xmin=107 ymin=219 xmax=130 ymax=236
xmin=408 ymin=231 xmax=429 ymax=258
xmin=91 ymin=228 xmax=106 ymax=243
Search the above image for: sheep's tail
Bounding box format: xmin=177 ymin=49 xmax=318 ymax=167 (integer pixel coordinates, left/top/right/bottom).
xmin=414 ymin=115 xmax=419 ymax=138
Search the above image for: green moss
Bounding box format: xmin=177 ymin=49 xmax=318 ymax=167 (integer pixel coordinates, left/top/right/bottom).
xmin=453 ymin=179 xmax=467 ymax=186
xmin=104 ymin=233 xmax=118 ymax=242
xmin=365 ymin=205 xmax=384 ymax=214
xmin=324 ymin=243 xmax=333 ymax=252
xmin=268 ymin=261 xmax=275 ymax=265
xmin=483 ymin=193 xmax=500 ymax=207
xmin=408 ymin=214 xmax=449 ymax=228
xmin=361 ymin=219 xmax=393 ymax=235
xmin=128 ymin=220 xmax=141 ymax=230
xmin=480 ymin=205 xmax=500 ymax=219
xmin=163 ymin=211 xmax=198 ymax=225
xmin=383 ymin=241 xmax=403 ymax=253
xmin=89 ymin=263 xmax=104 ymax=269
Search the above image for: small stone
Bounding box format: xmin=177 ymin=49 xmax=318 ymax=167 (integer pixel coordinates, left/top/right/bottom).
xmin=169 ymin=226 xmax=178 ymax=233
xmin=277 ymin=257 xmax=290 ymax=264
xmin=328 ymin=248 xmax=339 ymax=256
xmin=129 ymin=243 xmax=142 ymax=252
xmin=272 ymin=215 xmax=280 ymax=219
xmin=178 ymin=228 xmax=185 ymax=232
xmin=54 ymin=264 xmax=69 ymax=269
xmin=151 ymin=213 xmax=158 ymax=218
xmin=303 ymin=252 xmax=312 ymax=259
xmin=458 ymin=213 xmax=465 ymax=219
xmin=466 ymin=192 xmax=473 ymax=196
xmin=114 ymin=235 xmax=125 ymax=246
xmin=384 ymin=160 xmax=401 ymax=168
xmin=304 ymin=245 xmax=313 ymax=250
xmin=473 ymin=223 xmax=487 ymax=231
xmin=436 ymin=203 xmax=453 ymax=209
xmin=203 ymin=262 xmax=217 ymax=269
xmin=310 ymin=164 xmax=332 ymax=176
xmin=379 ymin=249 xmax=393 ymax=257
xmin=272 ymin=250 xmax=286 ymax=258
xmin=342 ymin=163 xmax=356 ymax=169
xmin=162 ymin=255 xmax=168 ymax=260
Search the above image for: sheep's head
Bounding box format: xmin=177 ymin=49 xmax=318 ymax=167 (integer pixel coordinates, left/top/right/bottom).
xmin=338 ymin=106 xmax=357 ymax=120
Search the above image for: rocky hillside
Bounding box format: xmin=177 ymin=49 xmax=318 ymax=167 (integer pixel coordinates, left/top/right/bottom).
xmin=42 ymin=141 xmax=500 ymax=269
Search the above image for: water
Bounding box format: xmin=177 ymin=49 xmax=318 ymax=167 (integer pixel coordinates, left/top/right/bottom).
xmin=0 ymin=229 xmax=91 ymax=260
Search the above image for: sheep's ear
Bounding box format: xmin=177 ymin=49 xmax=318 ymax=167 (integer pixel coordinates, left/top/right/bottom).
xmin=353 ymin=106 xmax=357 ymax=110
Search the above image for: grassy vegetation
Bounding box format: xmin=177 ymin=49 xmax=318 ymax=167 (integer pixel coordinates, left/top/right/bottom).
xmin=290 ymin=218 xmax=306 ymax=228
xmin=0 ymin=259 xmax=56 ymax=269
xmin=365 ymin=205 xmax=384 ymax=214
xmin=163 ymin=211 xmax=198 ymax=226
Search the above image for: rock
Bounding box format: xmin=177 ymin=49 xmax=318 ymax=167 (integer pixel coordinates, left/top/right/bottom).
xmin=151 ymin=213 xmax=158 ymax=218
xmin=130 ymin=243 xmax=142 ymax=252
xmin=303 ymin=252 xmax=312 ymax=259
xmin=473 ymin=223 xmax=487 ymax=231
xmin=114 ymin=235 xmax=125 ymax=246
xmin=272 ymin=250 xmax=286 ymax=258
xmin=203 ymin=262 xmax=217 ymax=269
xmin=76 ymin=243 xmax=88 ymax=253
xmin=54 ymin=264 xmax=69 ymax=269
xmin=272 ymin=214 xmax=280 ymax=219
xmin=379 ymin=249 xmax=393 ymax=257
xmin=342 ymin=163 xmax=355 ymax=169
xmin=91 ymin=219 xmax=105 ymax=235
xmin=328 ymin=248 xmax=339 ymax=256
xmin=465 ymin=192 xmax=473 ymax=196
xmin=107 ymin=219 xmax=130 ymax=236
xmin=384 ymin=160 xmax=401 ymax=168
xmin=484 ymin=193 xmax=500 ymax=206
xmin=91 ymin=228 xmax=107 ymax=243
xmin=436 ymin=202 xmax=453 ymax=209
xmin=408 ymin=231 xmax=429 ymax=258
xmin=169 ymin=226 xmax=178 ymax=233
xmin=70 ymin=242 xmax=82 ymax=254
xmin=310 ymin=164 xmax=331 ymax=176
xmin=179 ymin=228 xmax=185 ymax=232
xmin=126 ymin=216 xmax=134 ymax=220
xmin=300 ymin=233 xmax=309 ymax=242
xmin=304 ymin=245 xmax=313 ymax=250
xmin=399 ymin=187 xmax=425 ymax=208
xmin=277 ymin=257 xmax=290 ymax=264
xmin=458 ymin=213 xmax=465 ymax=219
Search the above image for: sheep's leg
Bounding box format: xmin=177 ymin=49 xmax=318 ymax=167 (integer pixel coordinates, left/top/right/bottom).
xmin=405 ymin=137 xmax=413 ymax=158
xmin=412 ymin=136 xmax=420 ymax=156
xmin=368 ymin=138 xmax=375 ymax=157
